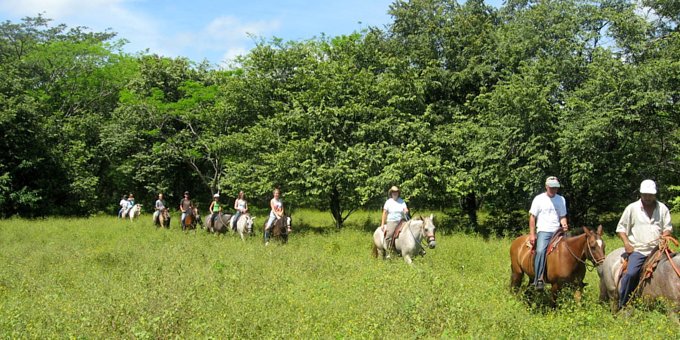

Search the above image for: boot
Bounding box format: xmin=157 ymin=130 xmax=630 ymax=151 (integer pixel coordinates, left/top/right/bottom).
xmin=264 ymin=230 xmax=270 ymax=245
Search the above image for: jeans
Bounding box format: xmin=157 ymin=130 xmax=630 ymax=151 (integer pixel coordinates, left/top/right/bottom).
xmin=181 ymin=212 xmax=187 ymax=227
xmin=533 ymin=231 xmax=554 ymax=284
xmin=233 ymin=211 xmax=242 ymax=230
xmin=618 ymin=251 xmax=647 ymax=308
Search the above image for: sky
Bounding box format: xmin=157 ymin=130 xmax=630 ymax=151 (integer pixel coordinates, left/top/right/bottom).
xmin=0 ymin=0 xmax=503 ymax=68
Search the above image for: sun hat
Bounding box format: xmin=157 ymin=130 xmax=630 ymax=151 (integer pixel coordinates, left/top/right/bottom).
xmin=388 ymin=186 xmax=400 ymax=194
xmin=545 ymin=176 xmax=561 ymax=188
xmin=640 ymin=179 xmax=657 ymax=194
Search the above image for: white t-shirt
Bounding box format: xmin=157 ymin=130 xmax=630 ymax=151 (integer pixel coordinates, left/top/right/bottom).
xmin=383 ymin=198 xmax=407 ymax=222
xmin=616 ymin=199 xmax=673 ymax=256
xmin=529 ymin=193 xmax=567 ymax=233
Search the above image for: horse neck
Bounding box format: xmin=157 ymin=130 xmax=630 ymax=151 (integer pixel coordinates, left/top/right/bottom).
xmin=407 ymin=220 xmax=423 ymax=240
xmin=564 ymin=233 xmax=588 ymax=259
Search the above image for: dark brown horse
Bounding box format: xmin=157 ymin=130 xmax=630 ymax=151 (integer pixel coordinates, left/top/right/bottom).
xmin=266 ymin=215 xmax=291 ymax=244
xmin=510 ymin=225 xmax=605 ymax=301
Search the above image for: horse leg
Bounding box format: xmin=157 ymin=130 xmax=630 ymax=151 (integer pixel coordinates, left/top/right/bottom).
xmin=510 ymin=268 xmax=524 ymax=292
xmin=550 ymin=283 xmax=560 ymax=306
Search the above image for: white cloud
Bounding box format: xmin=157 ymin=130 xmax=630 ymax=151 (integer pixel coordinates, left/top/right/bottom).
xmin=167 ymin=15 xmax=281 ymax=66
xmin=0 ymin=1 xmax=282 ymax=66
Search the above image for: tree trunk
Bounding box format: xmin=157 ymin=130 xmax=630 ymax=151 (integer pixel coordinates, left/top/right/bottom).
xmin=463 ymin=192 xmax=478 ymax=229
xmin=330 ymin=186 xmax=343 ymax=229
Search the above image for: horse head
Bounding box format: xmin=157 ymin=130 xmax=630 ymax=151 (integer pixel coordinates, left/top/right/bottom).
xmin=583 ymin=225 xmax=605 ymax=266
xmin=422 ymin=214 xmax=436 ymax=249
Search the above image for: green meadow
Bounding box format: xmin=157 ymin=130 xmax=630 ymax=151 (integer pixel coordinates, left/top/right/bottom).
xmin=0 ymin=211 xmax=677 ymax=338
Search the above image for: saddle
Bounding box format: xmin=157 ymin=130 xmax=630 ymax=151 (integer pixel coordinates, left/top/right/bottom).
xmin=523 ymin=230 xmax=565 ymax=255
xmin=385 ymin=220 xmax=407 ymax=250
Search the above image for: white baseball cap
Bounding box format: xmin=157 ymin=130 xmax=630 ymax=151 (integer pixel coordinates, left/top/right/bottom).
xmin=545 ymin=176 xmax=560 ymax=188
xmin=213 ymin=193 xmax=220 ymax=198
xmin=640 ymin=180 xmax=657 ymax=194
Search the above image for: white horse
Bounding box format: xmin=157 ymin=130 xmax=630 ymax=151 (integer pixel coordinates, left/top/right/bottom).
xmin=233 ymin=214 xmax=255 ymax=241
xmin=125 ymin=204 xmax=142 ymax=222
xmin=372 ymin=214 xmax=437 ymax=264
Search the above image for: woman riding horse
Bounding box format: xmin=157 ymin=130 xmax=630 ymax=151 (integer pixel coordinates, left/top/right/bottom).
xmin=264 ymin=188 xmax=285 ymax=245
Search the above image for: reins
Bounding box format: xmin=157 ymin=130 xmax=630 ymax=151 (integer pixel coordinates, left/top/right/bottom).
xmin=563 ymin=233 xmax=602 ymax=272
xmin=661 ymin=235 xmax=680 ymax=278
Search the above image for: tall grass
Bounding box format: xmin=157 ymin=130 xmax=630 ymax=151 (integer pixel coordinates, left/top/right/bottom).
xmin=0 ymin=213 xmax=677 ymax=338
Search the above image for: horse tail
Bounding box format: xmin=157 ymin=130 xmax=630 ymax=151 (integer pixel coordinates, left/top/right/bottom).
xmin=372 ymin=243 xmax=378 ymax=258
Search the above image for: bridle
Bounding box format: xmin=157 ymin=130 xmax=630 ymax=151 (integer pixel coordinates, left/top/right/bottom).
xmin=407 ymin=219 xmax=436 ymax=249
xmin=564 ymin=233 xmax=604 ymax=271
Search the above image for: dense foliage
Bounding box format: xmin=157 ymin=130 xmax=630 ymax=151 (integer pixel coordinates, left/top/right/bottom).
xmin=1 ymin=0 xmax=679 ymax=233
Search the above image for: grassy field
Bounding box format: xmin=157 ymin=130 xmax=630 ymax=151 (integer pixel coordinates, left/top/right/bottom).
xmin=0 ymin=211 xmax=678 ymax=338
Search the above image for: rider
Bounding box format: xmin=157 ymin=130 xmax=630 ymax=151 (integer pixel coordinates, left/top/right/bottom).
xmin=153 ymin=193 xmax=166 ymax=225
xmin=208 ymin=193 xmax=222 ymax=229
xmin=528 ymin=176 xmax=568 ymax=291
xmin=123 ymin=194 xmax=135 ymax=217
xmin=232 ymin=191 xmax=248 ymax=231
xmin=179 ymin=191 xmax=193 ymax=229
xmin=380 ymin=186 xmax=409 ymax=259
xmin=616 ymin=179 xmax=673 ymax=309
xmin=118 ymin=194 xmax=128 ymax=218
xmin=264 ymin=188 xmax=284 ymax=244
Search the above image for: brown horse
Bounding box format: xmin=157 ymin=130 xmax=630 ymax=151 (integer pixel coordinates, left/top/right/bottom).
xmin=157 ymin=208 xmax=170 ymax=229
xmin=182 ymin=207 xmax=200 ymax=231
xmin=509 ymin=225 xmax=605 ymax=301
xmin=266 ymin=215 xmax=291 ymax=244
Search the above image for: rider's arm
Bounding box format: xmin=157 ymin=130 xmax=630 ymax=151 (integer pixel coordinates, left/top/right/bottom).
xmin=209 ymin=202 xmax=215 ymax=212
xmin=529 ymin=214 xmax=537 ymax=243
xmin=243 ymin=201 xmax=248 ymax=213
xmin=381 ymin=209 xmax=387 ymax=228
xmin=560 ymin=216 xmax=568 ymax=231
xmin=234 ymin=198 xmax=239 ymax=210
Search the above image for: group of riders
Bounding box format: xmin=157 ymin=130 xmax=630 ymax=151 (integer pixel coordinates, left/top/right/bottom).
xmin=118 ymin=188 xmax=290 ymax=242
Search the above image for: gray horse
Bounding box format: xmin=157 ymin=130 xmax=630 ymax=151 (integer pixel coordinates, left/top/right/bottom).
xmin=372 ymin=215 xmax=437 ymax=264
xmin=205 ymin=213 xmax=231 ymax=234
xmin=598 ymin=247 xmax=680 ymax=315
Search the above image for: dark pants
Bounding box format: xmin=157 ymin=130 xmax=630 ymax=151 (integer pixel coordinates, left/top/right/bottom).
xmin=618 ymin=251 xmax=647 ymax=309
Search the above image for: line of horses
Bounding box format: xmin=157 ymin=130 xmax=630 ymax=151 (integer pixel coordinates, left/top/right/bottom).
xmin=122 ymin=205 xmax=678 ymax=316
xmin=137 ymin=206 xmax=292 ymax=244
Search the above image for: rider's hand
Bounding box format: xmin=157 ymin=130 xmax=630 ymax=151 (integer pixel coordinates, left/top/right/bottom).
xmin=561 ymin=223 xmax=569 ymax=232
xmin=529 ymin=233 xmax=536 ymax=245
xmin=624 ymin=242 xmax=634 ymax=254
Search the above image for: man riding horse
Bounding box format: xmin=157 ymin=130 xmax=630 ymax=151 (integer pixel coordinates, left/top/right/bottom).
xmin=528 ymin=176 xmax=569 ymax=291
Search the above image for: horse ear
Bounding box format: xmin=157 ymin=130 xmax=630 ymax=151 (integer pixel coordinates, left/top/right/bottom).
xmin=597 ymin=224 xmax=603 ymax=236
xmin=582 ymin=226 xmax=590 ymax=233
xmin=429 ymin=213 xmax=434 ymax=220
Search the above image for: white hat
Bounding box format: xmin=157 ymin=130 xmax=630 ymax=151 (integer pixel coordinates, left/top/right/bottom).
xmin=213 ymin=193 xmax=220 ymax=198
xmin=545 ymin=176 xmax=560 ymax=188
xmin=640 ymin=180 xmax=657 ymax=194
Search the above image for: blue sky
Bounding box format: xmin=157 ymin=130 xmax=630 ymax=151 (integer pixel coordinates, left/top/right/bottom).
xmin=0 ymin=0 xmax=503 ymax=68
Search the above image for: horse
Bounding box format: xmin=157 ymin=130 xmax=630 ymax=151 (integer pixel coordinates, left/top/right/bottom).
xmin=205 ymin=213 xmax=231 ymax=234
xmin=266 ymin=215 xmax=291 ymax=244
xmin=598 ymin=245 xmax=680 ymax=315
xmin=509 ymin=225 xmax=605 ymax=302
xmin=234 ymin=213 xmax=255 ymax=241
xmin=372 ymin=214 xmax=437 ymax=264
xmin=155 ymin=208 xmax=171 ymax=228
xmin=126 ymin=204 xmax=142 ymax=222
xmin=182 ymin=207 xmax=200 ymax=231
